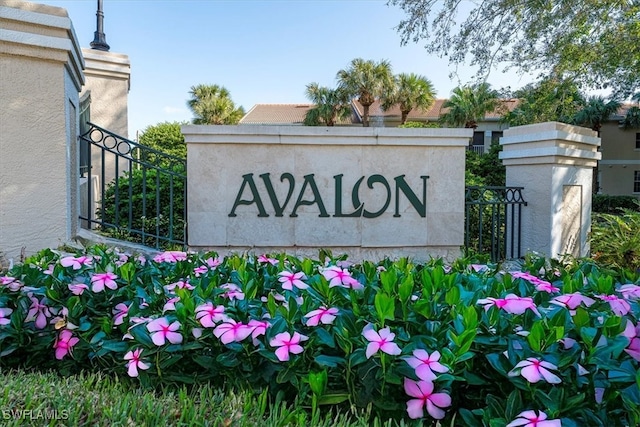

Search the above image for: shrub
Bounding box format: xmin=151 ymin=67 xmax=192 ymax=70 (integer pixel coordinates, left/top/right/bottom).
xmin=465 ymin=144 xmax=505 ymax=187
xmin=0 ymin=247 xmax=638 ymax=425
xmin=591 ymin=203 xmax=640 ymax=272
xmin=592 ymin=194 xmax=640 ymax=214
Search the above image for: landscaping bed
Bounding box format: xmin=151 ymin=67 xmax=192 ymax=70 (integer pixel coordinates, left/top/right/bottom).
xmin=0 ymin=246 xmax=638 ymax=426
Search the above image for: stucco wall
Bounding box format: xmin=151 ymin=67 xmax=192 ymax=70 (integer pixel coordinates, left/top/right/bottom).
xmin=598 ymin=122 xmax=640 ymax=196
xmin=184 ymin=125 xmax=472 ymax=262
xmin=0 ymin=1 xmax=84 ymax=264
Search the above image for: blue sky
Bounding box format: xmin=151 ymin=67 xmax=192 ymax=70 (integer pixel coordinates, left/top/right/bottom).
xmin=38 ymin=0 xmax=537 ymax=137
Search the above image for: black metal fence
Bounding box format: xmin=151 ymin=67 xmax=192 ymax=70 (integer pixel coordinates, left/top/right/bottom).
xmin=79 ymin=123 xmax=187 ymax=249
xmin=464 ymin=186 xmax=527 ymax=261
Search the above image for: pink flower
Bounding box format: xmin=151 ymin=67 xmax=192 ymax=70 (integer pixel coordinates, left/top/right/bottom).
xmin=248 ymin=319 xmax=269 ymax=345
xmin=508 ymin=358 xmax=561 ymax=384
xmin=506 ymin=410 xmax=561 ymax=427
xmin=0 ymin=307 xmax=13 ymax=326
xmin=404 ymin=378 xmax=451 ymax=420
xmin=165 ymin=280 xmax=194 ymax=293
xmin=124 ymin=348 xmax=150 ymax=377
xmin=115 ymin=253 xmax=129 ymax=267
xmin=0 ymin=276 xmax=22 ymax=292
xmin=470 ymin=264 xmax=489 ymax=273
xmin=195 ymin=302 xmax=228 ymax=327
xmin=362 ymin=324 xmax=402 ymax=359
xmin=477 ymin=294 xmax=540 ymax=316
xmin=619 ymin=284 xmax=640 ymax=300
xmin=193 ymin=266 xmax=208 ymax=277
xmin=163 ymin=297 xmax=180 ymax=312
xmin=68 ymin=283 xmax=89 ymax=295
xmin=322 ymin=266 xmax=363 ymax=290
xmin=597 ymin=294 xmax=631 ymax=316
xmin=43 ymin=264 xmax=55 ymax=275
xmin=403 ymin=349 xmax=449 ymax=381
xmin=261 ymin=292 xmax=303 ymax=309
xmin=550 ymin=292 xmax=595 ymax=310
xmin=60 ymin=255 xmax=93 ymax=270
xmin=595 ymin=387 xmax=605 ymax=404
xmin=137 ymin=255 xmax=147 ymax=265
xmin=278 ymin=271 xmax=309 ymax=290
xmin=25 ymin=296 xmax=52 ymax=329
xmin=153 ymin=251 xmax=188 ymax=263
xmin=90 ymin=272 xmax=118 ymax=292
xmin=205 ymin=257 xmax=222 ymax=269
xmin=622 ymin=320 xmax=640 ymax=362
xmin=510 ymin=271 xmax=559 ymax=293
xmin=54 ymin=329 xmax=79 ymax=360
xmin=213 ymin=319 xmax=252 ymax=344
xmin=304 ymin=306 xmax=339 ymax=326
xmin=146 ymin=318 xmax=183 ymax=346
xmin=270 ymin=331 xmax=308 ymax=362
xmin=112 ymin=303 xmax=129 ymax=326
xmin=258 ymin=255 xmax=278 ymax=265
xmin=220 ymin=283 xmax=245 ymax=301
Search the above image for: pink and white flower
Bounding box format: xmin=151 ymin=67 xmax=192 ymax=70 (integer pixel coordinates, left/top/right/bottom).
xmin=163 ymin=297 xmax=180 ymax=313
xmin=622 ymin=319 xmax=640 ymax=362
xmin=278 ymin=271 xmax=309 ymax=290
xmin=0 ymin=276 xmax=22 ymax=292
xmin=506 ymin=410 xmax=560 ymax=427
xmin=597 ymin=294 xmax=631 ymax=316
xmin=193 ymin=266 xmax=208 ymax=277
xmin=248 ymin=319 xmax=269 ymax=345
xmin=304 ymin=306 xmax=339 ymax=326
xmin=550 ymin=292 xmax=595 ymax=310
xmin=164 ymin=280 xmax=194 ymax=292
xmin=362 ymin=324 xmax=402 ymax=359
xmin=153 ymin=251 xmax=188 ymax=263
xmin=0 ymin=307 xmax=13 ymax=326
xmin=146 ymin=318 xmax=183 ymax=346
xmin=618 ymin=284 xmax=640 ymax=300
xmin=404 ymin=378 xmax=451 ymax=420
xmin=90 ymin=272 xmax=118 ymax=292
xmin=54 ymin=329 xmax=79 ymax=360
xmin=124 ymin=348 xmax=150 ymax=377
xmin=60 ymin=255 xmax=93 ymax=270
xmin=270 ymin=331 xmax=308 ymax=362
xmin=195 ymin=302 xmax=228 ymax=328
xmin=508 ymin=358 xmax=561 ymax=384
xmin=68 ymin=283 xmax=89 ymax=295
xmin=321 ymin=266 xmax=363 ymax=290
xmin=205 ymin=257 xmax=222 ymax=269
xmin=258 ymin=255 xmax=278 ymax=265
xmin=213 ymin=319 xmax=252 ymax=344
xmin=220 ymin=283 xmax=245 ymax=301
xmin=403 ymin=349 xmax=449 ymax=381
xmin=477 ymin=294 xmax=540 ymax=316
xmin=25 ymin=296 xmax=52 ymax=329
xmin=112 ymin=303 xmax=130 ymax=326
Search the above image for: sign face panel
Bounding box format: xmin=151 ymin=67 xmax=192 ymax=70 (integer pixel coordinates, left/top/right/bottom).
xmin=184 ymin=126 xmax=471 ymax=261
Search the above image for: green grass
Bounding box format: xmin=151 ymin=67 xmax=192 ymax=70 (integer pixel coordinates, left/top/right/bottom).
xmin=0 ymin=369 xmax=406 ymax=427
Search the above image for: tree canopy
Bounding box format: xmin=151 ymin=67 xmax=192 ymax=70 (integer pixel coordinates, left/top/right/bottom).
xmin=440 ymin=83 xmax=501 ymax=129
xmin=303 ymin=83 xmax=352 ymax=126
xmin=388 ymin=0 xmax=639 ymax=98
xmin=138 ymin=121 xmax=186 ymax=160
xmin=187 ymin=84 xmax=245 ymax=125
xmin=381 ymin=73 xmax=436 ymax=124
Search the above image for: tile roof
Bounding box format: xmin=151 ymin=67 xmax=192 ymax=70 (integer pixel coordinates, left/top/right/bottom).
xmin=351 ymin=99 xmax=520 ymax=121
xmin=239 ymin=104 xmax=315 ymax=125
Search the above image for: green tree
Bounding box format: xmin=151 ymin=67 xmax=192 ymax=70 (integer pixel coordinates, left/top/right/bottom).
xmin=389 ymin=0 xmax=639 ymax=98
xmin=621 ymin=92 xmax=640 ymax=129
xmin=440 ymin=83 xmax=501 ymax=129
xmin=336 ymin=58 xmax=394 ymax=127
xmin=303 ymin=83 xmax=352 ymax=126
xmin=187 ymin=84 xmax=245 ymax=125
xmin=381 ymin=73 xmax=436 ymax=124
xmin=503 ymin=77 xmax=585 ymax=126
xmin=572 ymin=96 xmax=622 ymax=135
xmin=138 ymin=121 xmax=186 ymax=160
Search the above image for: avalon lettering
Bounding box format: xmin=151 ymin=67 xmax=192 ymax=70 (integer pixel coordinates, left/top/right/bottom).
xmin=228 ymin=173 xmax=429 ymax=218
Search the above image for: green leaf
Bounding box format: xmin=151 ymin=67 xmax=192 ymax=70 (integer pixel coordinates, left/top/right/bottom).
xmin=314 ymin=355 xmax=345 ymax=368
xmin=317 ymin=393 xmax=350 ymax=405
xmin=374 ymin=293 xmax=395 ymax=325
xmin=527 ymin=321 xmax=544 ymax=352
xmin=314 ymin=328 xmax=336 ymax=348
xmin=445 ymin=285 xmax=461 ymax=306
xmin=379 ymin=268 xmax=398 ymax=294
xmin=398 ymin=275 xmax=413 ymax=302
xmin=308 ymin=370 xmax=328 ymax=396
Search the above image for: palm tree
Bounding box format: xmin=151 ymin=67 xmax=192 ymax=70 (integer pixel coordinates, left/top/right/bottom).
xmin=440 ymin=83 xmax=501 ymax=129
xmin=187 ymin=84 xmax=245 ymax=125
xmin=620 ymin=92 xmax=640 ymax=129
xmin=336 ymin=58 xmax=394 ymax=127
xmin=381 ymin=73 xmax=436 ymax=125
xmin=572 ymin=96 xmax=621 ymax=135
xmin=303 ymin=83 xmax=352 ymax=126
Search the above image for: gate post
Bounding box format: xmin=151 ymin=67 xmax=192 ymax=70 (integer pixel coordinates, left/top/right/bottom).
xmin=500 ymin=122 xmax=601 ymax=259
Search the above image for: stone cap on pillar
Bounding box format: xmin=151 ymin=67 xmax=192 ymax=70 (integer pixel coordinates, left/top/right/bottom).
xmin=499 ymin=122 xmax=601 ymax=167
xmin=81 ymin=48 xmax=130 ymax=90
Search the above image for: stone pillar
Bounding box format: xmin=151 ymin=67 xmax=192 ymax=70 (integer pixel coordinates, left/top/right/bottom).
xmin=500 ymin=122 xmax=601 ymax=259
xmin=0 ymin=1 xmax=84 ymax=264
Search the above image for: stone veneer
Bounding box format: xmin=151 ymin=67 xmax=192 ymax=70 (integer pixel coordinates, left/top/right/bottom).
xmin=183 ymin=125 xmax=473 ymax=262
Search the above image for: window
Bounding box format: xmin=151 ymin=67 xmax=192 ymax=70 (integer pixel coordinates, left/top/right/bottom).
xmin=636 ymin=133 xmax=640 ymax=149
xmin=635 ymin=170 xmax=640 ymax=193
xmin=472 ymin=131 xmax=484 ymax=146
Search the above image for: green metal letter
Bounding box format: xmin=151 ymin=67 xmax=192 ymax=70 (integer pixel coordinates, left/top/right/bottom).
xmin=228 ymin=173 xmax=269 ymax=217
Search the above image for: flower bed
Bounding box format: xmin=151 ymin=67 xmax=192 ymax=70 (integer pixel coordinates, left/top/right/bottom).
xmin=0 ymin=246 xmax=638 ymax=426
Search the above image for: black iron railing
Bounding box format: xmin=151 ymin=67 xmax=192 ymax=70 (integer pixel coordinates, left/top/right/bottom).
xmin=465 ymin=186 xmax=527 ymax=261
xmin=79 ymin=123 xmax=186 ymax=249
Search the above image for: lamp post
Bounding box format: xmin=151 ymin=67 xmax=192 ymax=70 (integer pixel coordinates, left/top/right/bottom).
xmin=90 ymin=0 xmax=110 ymax=51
